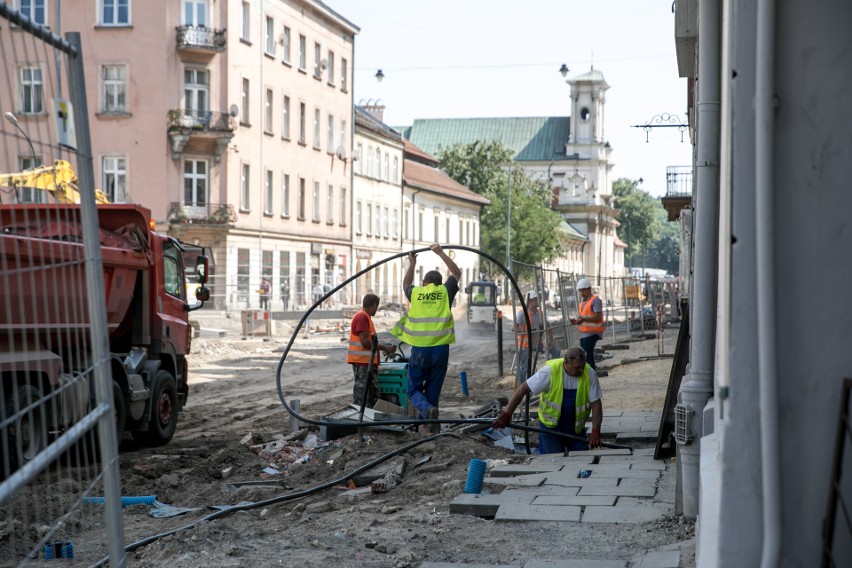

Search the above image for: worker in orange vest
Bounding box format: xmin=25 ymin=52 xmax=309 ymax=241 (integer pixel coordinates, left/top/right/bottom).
xmin=570 ymin=278 xmax=606 ymax=370
xmin=347 ymin=293 xmax=395 ymax=407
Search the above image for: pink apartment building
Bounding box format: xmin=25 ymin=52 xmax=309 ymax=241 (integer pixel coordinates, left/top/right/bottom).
xmin=0 ymin=0 xmax=358 ymax=310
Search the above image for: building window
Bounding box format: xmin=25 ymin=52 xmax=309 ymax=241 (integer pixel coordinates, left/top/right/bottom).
xmin=103 ymin=156 xmax=128 ymax=203
xmin=282 ymin=26 xmax=291 ymax=63
xmin=18 ymin=156 xmax=43 ymax=203
xmin=182 ymin=158 xmax=206 ymax=208
xmin=384 ymin=153 xmax=389 ymax=182
xmin=313 ymin=108 xmax=320 ymax=149
xmin=183 ymin=0 xmax=206 ymax=26
xmin=339 ymin=187 xmax=346 ymax=227
xmin=264 ymin=169 xmax=273 ymax=214
xmin=240 ymin=163 xmax=250 ymax=211
xmin=434 ymin=211 xmax=440 ymax=243
xmin=240 ymin=1 xmax=250 ymax=41
xmin=340 ymin=119 xmax=347 ymax=152
xmin=21 ymin=0 xmax=47 ymax=25
xmin=264 ymin=88 xmax=273 ymax=133
xmin=298 ymin=34 xmax=306 ymax=70
xmin=101 ymin=0 xmax=130 ymax=25
xmin=298 ymin=177 xmax=306 ymax=219
xmin=184 ymin=68 xmax=209 ymax=121
xmin=356 ymin=143 xmax=363 ymax=175
xmin=355 ymin=200 xmax=362 ymax=234
xmin=327 ymin=50 xmax=335 ymax=84
xmin=383 ymin=207 xmax=389 ymax=237
xmin=366 ymin=203 xmax=372 ymax=235
xmin=326 ymin=184 xmax=334 ymax=223
xmin=20 ymin=67 xmax=43 ymax=114
xmin=281 ymin=173 xmax=290 ymax=217
xmin=374 ymin=205 xmax=381 ymax=239
xmin=458 ymin=219 xmax=464 ymax=245
xmin=418 ymin=209 xmax=424 ymax=241
xmin=299 ymin=102 xmax=306 ymax=143
xmin=241 ymin=78 xmax=249 ymax=125
xmin=326 ymin=114 xmax=334 ymax=153
xmin=341 ymin=58 xmax=348 ymax=92
xmin=375 ymin=147 xmax=381 ymax=179
xmin=282 ymin=95 xmax=290 ymax=139
xmin=265 ymin=16 xmax=275 ymax=55
xmin=102 ymin=64 xmax=127 ymax=113
xmin=392 ymin=209 xmax=399 ymax=239
xmin=312 ymin=181 xmax=320 ymax=222
xmin=313 ymin=42 xmax=321 ymax=78
xmin=446 ymin=213 xmax=451 ymax=243
xmin=393 ymin=156 xmax=399 ymax=183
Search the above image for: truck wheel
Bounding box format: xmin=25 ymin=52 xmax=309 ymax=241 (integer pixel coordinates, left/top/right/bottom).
xmin=2 ymin=384 xmax=48 ymax=478
xmin=133 ymin=371 xmax=178 ymax=447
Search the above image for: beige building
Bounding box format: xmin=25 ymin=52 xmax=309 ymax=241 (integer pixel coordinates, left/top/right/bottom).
xmin=0 ymin=0 xmax=358 ymax=311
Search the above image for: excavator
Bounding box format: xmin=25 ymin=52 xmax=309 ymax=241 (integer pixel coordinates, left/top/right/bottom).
xmin=0 ymin=159 xmax=111 ymax=204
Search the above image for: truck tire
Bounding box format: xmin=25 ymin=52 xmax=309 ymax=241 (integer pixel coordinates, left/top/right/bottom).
xmin=133 ymin=371 xmax=178 ymax=447
xmin=2 ymin=384 xmax=48 ymax=479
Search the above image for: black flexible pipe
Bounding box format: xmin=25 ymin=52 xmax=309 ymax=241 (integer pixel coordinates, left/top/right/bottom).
xmin=273 ymin=245 xmax=630 ymax=451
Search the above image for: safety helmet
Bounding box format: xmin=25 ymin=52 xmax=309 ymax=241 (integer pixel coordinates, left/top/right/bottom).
xmin=576 ymin=278 xmax=592 ymax=290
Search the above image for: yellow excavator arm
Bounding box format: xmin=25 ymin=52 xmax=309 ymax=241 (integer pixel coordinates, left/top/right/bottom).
xmin=0 ymin=159 xmax=111 ymax=204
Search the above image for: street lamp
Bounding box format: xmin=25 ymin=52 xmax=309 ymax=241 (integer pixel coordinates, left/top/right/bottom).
xmin=4 ymin=111 xmax=37 ymax=167
xmin=559 ymin=63 xmax=569 ymax=78
xmin=375 ymin=69 xmax=384 ymax=82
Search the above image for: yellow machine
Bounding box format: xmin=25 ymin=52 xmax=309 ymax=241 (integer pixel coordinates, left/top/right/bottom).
xmin=0 ymin=159 xmax=110 ymax=204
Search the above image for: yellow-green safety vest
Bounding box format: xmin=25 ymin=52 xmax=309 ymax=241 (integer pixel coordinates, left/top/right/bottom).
xmin=538 ymin=358 xmax=591 ymax=433
xmin=393 ymin=284 xmax=455 ymax=347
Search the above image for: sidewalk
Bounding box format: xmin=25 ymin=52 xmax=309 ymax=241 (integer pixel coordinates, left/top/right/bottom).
xmin=434 ymin=409 xmax=693 ymax=568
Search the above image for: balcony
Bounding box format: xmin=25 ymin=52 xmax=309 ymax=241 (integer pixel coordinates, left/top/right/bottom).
xmin=168 ymin=109 xmax=236 ymax=162
xmin=168 ymin=202 xmax=236 ymax=225
xmin=662 ymin=165 xmax=693 ymax=221
xmin=176 ymin=25 xmax=227 ymax=55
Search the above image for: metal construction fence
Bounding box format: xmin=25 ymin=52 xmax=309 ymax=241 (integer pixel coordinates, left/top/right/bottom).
xmin=506 ymin=261 xmax=681 ymax=384
xmin=0 ymin=7 xmax=125 ymax=566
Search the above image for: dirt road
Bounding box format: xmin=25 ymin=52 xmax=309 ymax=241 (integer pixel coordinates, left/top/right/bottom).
xmin=12 ymin=310 xmax=692 ymax=567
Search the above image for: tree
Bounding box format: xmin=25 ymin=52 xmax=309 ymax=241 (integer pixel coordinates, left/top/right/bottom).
xmin=436 ymin=142 xmax=564 ymax=269
xmin=613 ymin=177 xmax=661 ymax=269
xmin=646 ymin=207 xmax=680 ymax=274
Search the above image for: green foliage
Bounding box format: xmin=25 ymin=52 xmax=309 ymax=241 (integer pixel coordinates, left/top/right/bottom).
xmin=613 ymin=177 xmax=661 ymax=266
xmin=436 ymin=142 xmax=564 ymax=268
xmin=646 ymin=207 xmax=680 ymax=273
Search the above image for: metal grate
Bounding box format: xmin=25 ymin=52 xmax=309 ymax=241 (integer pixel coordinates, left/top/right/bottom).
xmin=674 ymin=403 xmax=694 ymax=445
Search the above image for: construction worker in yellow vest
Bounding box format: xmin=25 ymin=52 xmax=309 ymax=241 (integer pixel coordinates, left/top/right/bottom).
xmin=347 ymin=293 xmax=396 ymax=407
xmin=493 ymin=346 xmax=603 ymax=453
xmin=570 ymin=278 xmax=606 ymax=370
xmin=395 ymin=244 xmax=461 ymax=432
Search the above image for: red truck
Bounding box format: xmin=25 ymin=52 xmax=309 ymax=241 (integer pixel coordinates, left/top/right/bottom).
xmin=0 ymin=203 xmax=209 ymax=475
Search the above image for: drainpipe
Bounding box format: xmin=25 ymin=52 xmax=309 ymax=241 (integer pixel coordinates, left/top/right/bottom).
xmin=755 ymin=0 xmax=781 ymax=564
xmin=676 ymin=0 xmax=721 ymax=520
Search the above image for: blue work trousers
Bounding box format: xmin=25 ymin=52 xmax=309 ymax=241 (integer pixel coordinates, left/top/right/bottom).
xmin=406 ymin=344 xmax=449 ymax=419
xmin=580 ymin=334 xmax=600 ymax=370
xmin=537 ymin=388 xmax=589 ymax=454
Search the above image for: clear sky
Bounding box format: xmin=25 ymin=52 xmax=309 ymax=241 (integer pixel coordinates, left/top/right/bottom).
xmin=325 ymin=0 xmax=691 ymax=198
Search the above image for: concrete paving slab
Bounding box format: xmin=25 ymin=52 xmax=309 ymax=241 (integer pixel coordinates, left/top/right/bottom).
xmin=634 ymin=550 xmax=681 ymax=568
xmin=489 ymin=463 xmax=565 ymax=477
xmin=569 ymin=448 xmax=633 ymax=457
xmin=449 ymin=492 xmax=530 ymax=516
xmin=420 ymin=562 xmax=524 ymax=568
xmin=545 ymin=467 xmax=660 ymax=480
xmin=578 ymin=478 xmax=658 ymax=497
xmin=532 ymin=494 xmax=617 ymax=506
xmin=582 ymin=502 xmax=669 ymax=523
xmin=634 ymin=447 xmax=656 ymax=456
xmin=483 ymin=474 xmax=546 ymax=487
xmin=616 ymin=432 xmax=659 ymax=443
xmin=495 ymin=503 xmax=582 ymax=522
xmin=630 ymin=461 xmax=668 ymax=471
xmin=525 ymin=560 xmax=628 ymax=568
xmin=543 ymin=476 xmax=619 ymax=488
xmin=502 ymin=486 xmax=579 ymax=499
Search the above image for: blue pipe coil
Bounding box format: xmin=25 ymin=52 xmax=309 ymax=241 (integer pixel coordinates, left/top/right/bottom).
xmin=464 ymin=458 xmax=487 ymax=494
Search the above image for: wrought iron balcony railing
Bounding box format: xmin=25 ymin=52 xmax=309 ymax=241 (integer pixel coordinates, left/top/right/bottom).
xmin=167 ymin=109 xmax=236 ymax=134
xmin=168 ymin=202 xmax=236 ymax=225
xmin=666 ymin=165 xmax=693 ymax=197
xmin=176 ymin=25 xmax=227 ymax=52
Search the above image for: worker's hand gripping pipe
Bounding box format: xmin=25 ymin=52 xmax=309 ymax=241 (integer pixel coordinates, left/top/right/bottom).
xmin=273 ymin=245 xmax=632 ymax=453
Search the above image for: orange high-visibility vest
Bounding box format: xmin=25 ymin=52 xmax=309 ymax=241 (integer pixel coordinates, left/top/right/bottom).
xmin=347 ymin=310 xmax=379 ymax=366
xmin=579 ymin=295 xmax=606 ymax=334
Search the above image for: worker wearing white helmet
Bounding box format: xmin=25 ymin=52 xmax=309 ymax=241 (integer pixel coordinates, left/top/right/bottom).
xmin=570 ymin=278 xmax=605 ymax=370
